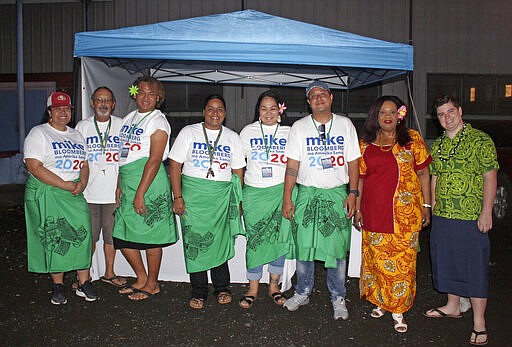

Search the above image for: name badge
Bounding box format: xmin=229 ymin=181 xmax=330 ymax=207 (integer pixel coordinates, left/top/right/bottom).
xmin=96 ymin=153 xmax=107 ymax=171
xmin=119 ymin=145 xmax=130 ymax=161
xmin=321 ymin=157 xmax=334 ymax=172
xmin=262 ymin=166 xmax=273 ymax=180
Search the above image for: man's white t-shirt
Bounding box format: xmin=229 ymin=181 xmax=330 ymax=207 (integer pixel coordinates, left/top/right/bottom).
xmin=24 ymin=123 xmax=87 ymax=181
xmin=75 ymin=115 xmax=123 ymax=204
xmin=169 ymin=123 xmax=246 ymax=182
xmin=118 ymin=109 xmax=170 ymax=166
xmin=285 ymin=114 xmax=361 ymax=188
xmin=240 ymin=121 xmax=290 ymax=188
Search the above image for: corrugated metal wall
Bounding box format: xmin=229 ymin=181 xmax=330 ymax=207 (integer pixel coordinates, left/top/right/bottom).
xmin=1 ymin=0 xmax=511 ymax=117
xmin=0 ymin=0 xmax=412 ymax=74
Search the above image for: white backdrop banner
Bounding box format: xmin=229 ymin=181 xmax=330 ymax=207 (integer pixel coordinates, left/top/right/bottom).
xmin=81 ymin=57 xmax=138 ymax=121
xmin=90 ymin=215 xmax=296 ymax=292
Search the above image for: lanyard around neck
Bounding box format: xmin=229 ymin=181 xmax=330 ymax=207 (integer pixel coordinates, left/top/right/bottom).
xmin=126 ymin=110 xmax=154 ymax=143
xmin=202 ymin=123 xmax=223 ymax=178
xmin=311 ymin=115 xmax=333 ymax=146
xmin=93 ymin=117 xmax=111 ymax=153
xmin=259 ymin=121 xmax=279 ymax=160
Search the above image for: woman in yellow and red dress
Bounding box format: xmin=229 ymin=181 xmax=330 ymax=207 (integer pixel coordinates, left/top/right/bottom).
xmin=354 ymin=95 xmax=432 ymax=333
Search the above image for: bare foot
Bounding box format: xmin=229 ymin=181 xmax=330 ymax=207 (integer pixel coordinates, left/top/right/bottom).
xmin=239 ymin=292 xmax=257 ymax=309
xmin=128 ymin=288 xmax=159 ymax=301
xmin=128 ymin=285 xmax=160 ymax=301
xmin=217 ymin=292 xmax=232 ymax=305
xmin=118 ymin=281 xmax=145 ymax=294
xmin=269 ymin=291 xmax=286 ymax=305
xmin=470 ymin=329 xmax=488 ymax=345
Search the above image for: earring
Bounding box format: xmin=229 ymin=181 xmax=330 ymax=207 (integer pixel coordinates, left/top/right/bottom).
xmin=277 ymin=115 xmax=281 ymax=123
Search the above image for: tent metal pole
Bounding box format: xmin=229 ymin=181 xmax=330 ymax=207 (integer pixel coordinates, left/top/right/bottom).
xmin=17 ymin=0 xmax=25 ymax=153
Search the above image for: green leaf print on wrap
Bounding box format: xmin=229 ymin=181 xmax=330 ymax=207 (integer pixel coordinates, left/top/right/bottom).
xmin=302 ymin=196 xmax=349 ymax=237
xmin=144 ymin=193 xmax=172 ymax=227
xmin=246 ymin=209 xmax=282 ymax=251
xmin=39 ymin=216 xmax=88 ymax=256
xmin=183 ymin=224 xmax=215 ymax=261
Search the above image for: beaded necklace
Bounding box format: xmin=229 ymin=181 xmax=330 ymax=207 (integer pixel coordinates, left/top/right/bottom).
xmin=437 ymin=123 xmax=466 ymax=161
xmin=377 ymin=130 xmax=396 ymax=152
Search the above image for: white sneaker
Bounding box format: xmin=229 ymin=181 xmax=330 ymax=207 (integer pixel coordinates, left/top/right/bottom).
xmin=459 ymin=297 xmax=471 ymax=313
xmin=283 ymin=293 xmax=309 ymax=311
xmin=332 ymin=297 xmax=349 ymax=320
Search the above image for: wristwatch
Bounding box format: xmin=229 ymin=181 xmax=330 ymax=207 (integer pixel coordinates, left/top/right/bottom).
xmin=348 ymin=189 xmax=360 ymax=197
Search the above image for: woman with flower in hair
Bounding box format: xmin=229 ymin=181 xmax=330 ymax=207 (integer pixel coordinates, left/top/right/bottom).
xmin=354 ymin=95 xmax=432 ymax=332
xmin=114 ymin=76 xmax=178 ymax=301
xmin=238 ymin=90 xmax=295 ymax=309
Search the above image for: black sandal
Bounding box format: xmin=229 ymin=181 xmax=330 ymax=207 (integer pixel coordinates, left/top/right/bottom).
xmin=469 ymin=330 xmax=488 ymax=346
xmin=270 ymin=292 xmax=286 ymax=306
xmin=239 ymin=295 xmax=256 ymax=309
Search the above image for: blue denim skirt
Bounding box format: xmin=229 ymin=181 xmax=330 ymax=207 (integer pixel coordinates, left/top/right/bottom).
xmin=430 ymin=216 xmax=490 ymax=298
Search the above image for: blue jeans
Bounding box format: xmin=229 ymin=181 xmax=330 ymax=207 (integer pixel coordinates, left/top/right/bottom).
xmin=295 ymin=259 xmax=347 ymax=301
xmin=246 ymin=255 xmax=285 ymax=281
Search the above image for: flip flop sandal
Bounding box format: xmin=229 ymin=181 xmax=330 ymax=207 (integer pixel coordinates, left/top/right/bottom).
xmin=423 ymin=307 xmax=462 ymax=319
xmin=371 ymin=306 xmax=385 ymax=318
xmin=100 ymin=276 xmax=127 ymax=288
xmin=217 ymin=292 xmax=232 ymax=305
xmin=392 ymin=313 xmax=408 ymax=333
xmin=469 ymin=330 xmax=488 ymax=346
xmin=270 ymin=292 xmax=286 ymax=306
xmin=128 ymin=289 xmax=156 ymax=301
xmin=118 ymin=285 xmax=137 ymax=295
xmin=189 ymin=297 xmax=205 ymax=310
xmin=239 ymin=295 xmax=256 ymax=309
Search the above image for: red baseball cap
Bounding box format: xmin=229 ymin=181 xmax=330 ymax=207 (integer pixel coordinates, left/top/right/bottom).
xmin=47 ymin=91 xmax=73 ymax=108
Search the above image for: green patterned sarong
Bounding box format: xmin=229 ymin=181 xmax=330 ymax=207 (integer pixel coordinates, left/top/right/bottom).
xmin=180 ymin=175 xmax=243 ymax=273
xmin=113 ymin=158 xmax=178 ymax=245
xmin=242 ymin=183 xmax=296 ymax=269
xmin=293 ymin=184 xmax=351 ymax=268
xmin=24 ymin=175 xmax=92 ymax=273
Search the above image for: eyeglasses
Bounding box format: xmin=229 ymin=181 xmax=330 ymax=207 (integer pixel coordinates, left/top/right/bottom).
xmin=94 ymin=98 xmax=113 ymax=104
xmin=318 ymin=124 xmax=326 ymax=141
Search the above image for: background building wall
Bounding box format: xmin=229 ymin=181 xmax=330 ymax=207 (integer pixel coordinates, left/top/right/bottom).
xmin=1 ymin=0 xmax=511 ymax=129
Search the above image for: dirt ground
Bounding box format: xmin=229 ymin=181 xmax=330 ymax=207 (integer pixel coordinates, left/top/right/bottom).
xmin=0 ymin=184 xmax=510 ymax=346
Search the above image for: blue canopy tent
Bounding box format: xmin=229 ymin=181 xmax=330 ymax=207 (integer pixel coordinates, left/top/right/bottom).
xmin=73 ymin=9 xmax=413 ymax=118
xmin=71 ymin=10 xmax=414 ymax=283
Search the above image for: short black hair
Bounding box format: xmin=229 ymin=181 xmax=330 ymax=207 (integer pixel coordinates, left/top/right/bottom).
xmin=253 ymin=90 xmax=286 ymax=123
xmin=202 ymin=93 xmax=226 ymax=110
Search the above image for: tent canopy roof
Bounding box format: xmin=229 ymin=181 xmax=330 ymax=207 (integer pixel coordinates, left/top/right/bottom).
xmin=74 ymin=10 xmax=413 ymax=89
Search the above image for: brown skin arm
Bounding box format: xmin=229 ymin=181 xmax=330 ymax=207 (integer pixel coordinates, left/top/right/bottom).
xmin=344 ymin=158 xmax=359 ymax=219
xmin=477 ymin=169 xmax=497 ymax=233
xmin=232 ymin=168 xmax=245 ymax=215
xmin=71 ymin=160 xmax=89 ymax=195
xmin=115 ymin=175 xmax=122 ymax=208
xmin=169 ymin=159 xmax=185 ymax=215
xmin=282 ymin=158 xmax=299 ymax=220
xmin=133 ymin=129 xmax=168 ymax=215
xmin=25 ymin=158 xmax=76 ymax=192
xmin=353 ymin=178 xmax=364 ymax=231
xmin=232 ymin=168 xmax=244 ymax=185
xmin=417 ymin=166 xmax=431 ymax=228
